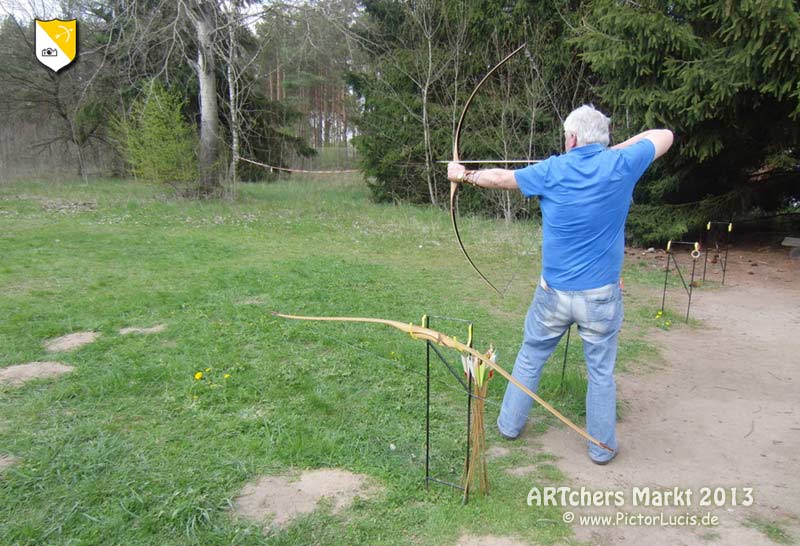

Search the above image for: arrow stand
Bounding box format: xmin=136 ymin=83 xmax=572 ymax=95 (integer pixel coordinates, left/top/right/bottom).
xmin=702 ymin=221 xmax=734 ymax=285
xmin=423 ymin=315 xmax=487 ymax=504
xmin=660 ymin=240 xmax=701 ymax=322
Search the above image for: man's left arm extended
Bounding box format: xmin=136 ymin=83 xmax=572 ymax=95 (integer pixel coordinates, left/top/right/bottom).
xmin=447 ymin=162 xmax=519 ymax=190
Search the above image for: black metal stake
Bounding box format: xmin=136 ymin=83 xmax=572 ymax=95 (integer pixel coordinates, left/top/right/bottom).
xmin=463 ymin=373 xmax=472 ymax=505
xmin=425 ymin=321 xmax=431 ymax=491
xmin=422 ymin=315 xmax=473 ymax=499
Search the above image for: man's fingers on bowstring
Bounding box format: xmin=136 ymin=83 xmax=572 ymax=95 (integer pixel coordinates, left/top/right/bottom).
xmin=447 ymin=161 xmax=466 ymax=183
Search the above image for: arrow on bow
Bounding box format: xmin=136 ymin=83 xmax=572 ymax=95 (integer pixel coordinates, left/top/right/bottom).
xmin=451 ymin=43 xmax=528 ymax=296
xmin=274 ymin=311 xmax=613 ymax=452
xmin=437 ymin=159 xmax=543 ymax=165
xmin=239 ymin=156 xmax=359 ymax=174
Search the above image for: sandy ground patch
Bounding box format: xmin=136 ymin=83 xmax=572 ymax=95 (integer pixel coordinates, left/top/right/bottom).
xmin=41 ymin=200 xmax=96 ymax=214
xmin=0 ymin=361 xmax=73 ymax=386
xmin=232 ymin=468 xmax=376 ymax=530
xmin=118 ymin=324 xmax=166 ymax=335
xmin=486 ymin=445 xmax=512 ymax=460
xmin=44 ymin=331 xmax=100 ymax=352
xmin=504 ymin=465 xmax=539 ymax=477
xmin=455 ymin=534 xmax=530 ymax=546
xmin=0 ymin=454 xmax=18 ymax=472
xmin=529 ymin=248 xmax=800 ymax=545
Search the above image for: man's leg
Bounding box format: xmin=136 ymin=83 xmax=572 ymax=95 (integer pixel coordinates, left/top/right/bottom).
xmin=498 ymin=284 xmax=570 ymax=438
xmin=575 ymin=282 xmax=623 ymax=462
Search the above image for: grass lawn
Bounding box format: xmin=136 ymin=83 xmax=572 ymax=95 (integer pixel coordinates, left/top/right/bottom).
xmin=0 ymin=175 xmax=674 ymax=545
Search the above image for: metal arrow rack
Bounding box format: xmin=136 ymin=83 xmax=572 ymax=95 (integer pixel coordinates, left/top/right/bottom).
xmin=661 ymin=240 xmax=701 ymax=322
xmin=702 ymin=221 xmax=734 ymax=285
xmin=422 ymin=314 xmax=477 ymax=503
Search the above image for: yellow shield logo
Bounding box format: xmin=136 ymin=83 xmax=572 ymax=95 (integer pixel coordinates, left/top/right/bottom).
xmin=35 ymin=19 xmax=77 ymax=72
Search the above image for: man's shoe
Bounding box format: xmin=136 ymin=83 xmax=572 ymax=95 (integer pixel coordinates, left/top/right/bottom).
xmin=499 ymin=430 xmax=519 ymax=441
xmin=497 ymin=423 xmax=519 ymax=441
xmin=590 ymin=448 xmax=618 ymax=465
xmin=496 ymin=417 xmax=521 ymax=441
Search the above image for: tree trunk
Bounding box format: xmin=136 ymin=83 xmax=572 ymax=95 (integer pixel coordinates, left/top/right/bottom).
xmin=421 ymin=34 xmax=437 ymax=206
xmin=226 ymin=19 xmax=238 ymax=196
xmin=194 ymin=5 xmax=220 ymax=196
xmin=422 ymin=85 xmax=437 ymax=206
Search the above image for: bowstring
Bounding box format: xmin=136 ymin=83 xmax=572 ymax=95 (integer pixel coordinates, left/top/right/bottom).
xmin=458 ymin=42 xmax=541 ymax=297
xmin=317 ymin=330 xmax=502 ymax=411
xmin=495 ymin=42 xmax=564 ymax=296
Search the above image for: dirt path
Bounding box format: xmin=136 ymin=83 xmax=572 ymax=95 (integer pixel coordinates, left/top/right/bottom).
xmin=537 ymin=248 xmax=800 ymax=545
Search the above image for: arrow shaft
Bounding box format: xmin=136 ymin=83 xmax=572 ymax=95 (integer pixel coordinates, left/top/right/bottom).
xmin=437 ymin=159 xmax=543 ymax=164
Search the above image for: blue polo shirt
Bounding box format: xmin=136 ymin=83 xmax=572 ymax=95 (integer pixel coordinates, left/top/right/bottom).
xmin=514 ymin=140 xmax=655 ymax=290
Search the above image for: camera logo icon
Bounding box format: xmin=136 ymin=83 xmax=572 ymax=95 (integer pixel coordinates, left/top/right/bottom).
xmin=35 ymin=19 xmax=77 ymax=72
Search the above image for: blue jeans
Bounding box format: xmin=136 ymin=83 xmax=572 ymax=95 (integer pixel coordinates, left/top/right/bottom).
xmin=497 ymin=278 xmax=623 ymax=462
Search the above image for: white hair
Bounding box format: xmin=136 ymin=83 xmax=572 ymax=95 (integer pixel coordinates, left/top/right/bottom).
xmin=563 ymin=105 xmax=611 ymax=147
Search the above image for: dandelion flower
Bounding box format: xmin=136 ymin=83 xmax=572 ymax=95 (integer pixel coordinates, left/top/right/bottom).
xmin=195 ymin=372 xmax=203 ymax=380
xmin=224 ymin=374 xmax=230 ymax=379
xmin=205 ymin=367 xmax=211 ymax=372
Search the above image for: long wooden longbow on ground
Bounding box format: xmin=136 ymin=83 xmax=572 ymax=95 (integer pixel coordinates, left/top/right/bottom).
xmin=274 ymin=311 xmax=613 ymax=452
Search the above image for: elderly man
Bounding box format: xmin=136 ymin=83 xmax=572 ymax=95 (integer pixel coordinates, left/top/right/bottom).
xmin=447 ymin=105 xmax=673 ymax=464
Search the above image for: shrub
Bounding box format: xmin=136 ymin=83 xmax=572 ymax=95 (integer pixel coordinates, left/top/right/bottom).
xmin=113 ymin=81 xmax=198 ymax=194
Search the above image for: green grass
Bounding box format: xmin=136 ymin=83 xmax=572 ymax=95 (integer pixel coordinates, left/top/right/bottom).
xmin=744 ymin=516 xmax=795 ymax=545
xmin=697 ymin=530 xmax=721 ymax=542
xmin=1 ymin=175 xmax=670 ymax=545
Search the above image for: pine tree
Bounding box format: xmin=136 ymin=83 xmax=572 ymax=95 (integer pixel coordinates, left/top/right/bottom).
xmin=574 ymin=0 xmax=800 ymax=240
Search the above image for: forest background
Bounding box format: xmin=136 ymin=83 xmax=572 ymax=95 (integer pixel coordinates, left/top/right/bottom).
xmin=1 ymin=0 xmax=798 ymax=244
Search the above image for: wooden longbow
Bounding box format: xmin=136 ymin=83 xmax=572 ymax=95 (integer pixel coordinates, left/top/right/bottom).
xmin=451 ymin=43 xmax=528 ymax=296
xmin=274 ymin=311 xmax=613 ymax=452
